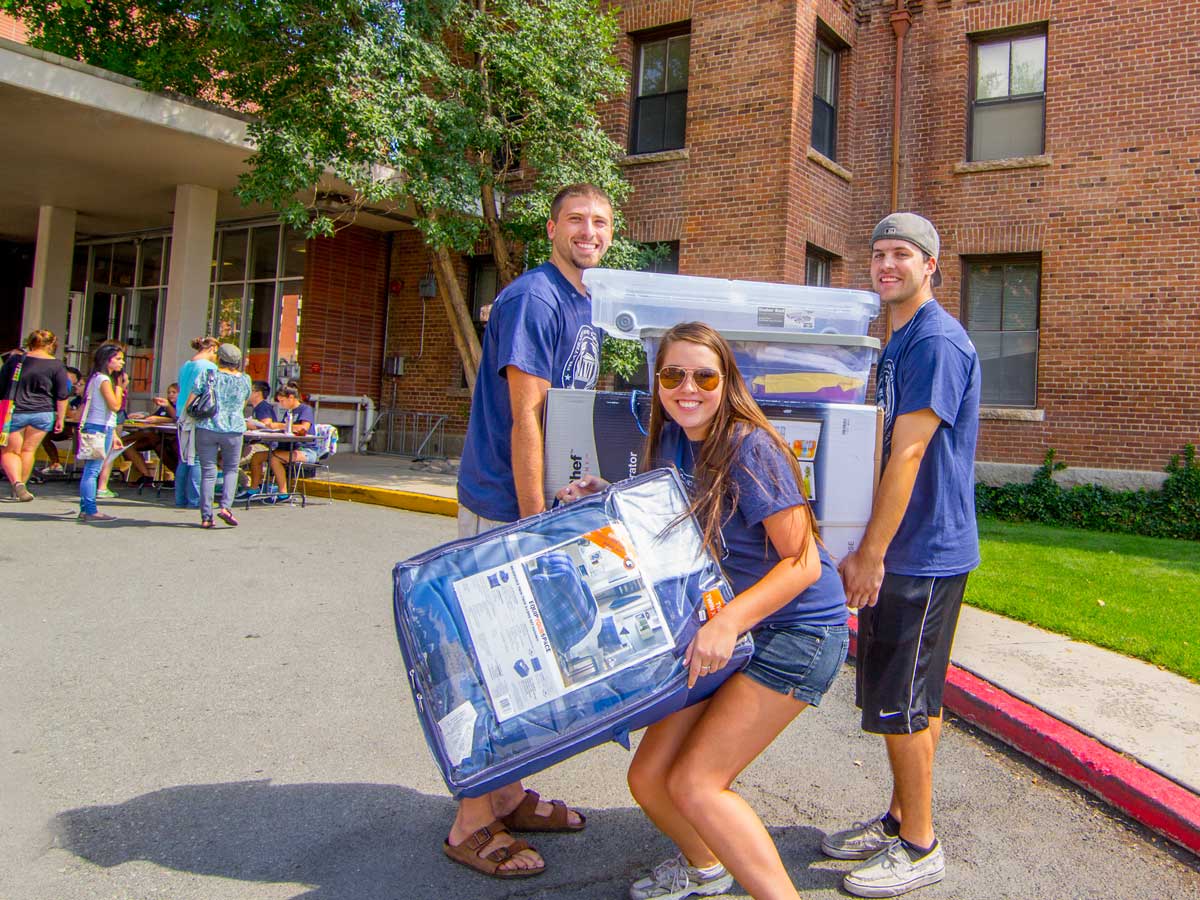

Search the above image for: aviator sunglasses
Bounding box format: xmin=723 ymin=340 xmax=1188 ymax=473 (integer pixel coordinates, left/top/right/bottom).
xmin=657 ymin=365 xmax=723 ymax=392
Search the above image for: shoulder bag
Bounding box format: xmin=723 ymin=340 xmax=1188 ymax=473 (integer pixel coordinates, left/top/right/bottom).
xmin=186 ymin=369 xmax=219 ymax=420
xmin=0 ymin=351 xmax=25 ymax=448
xmin=75 ymin=375 xmax=107 ymax=461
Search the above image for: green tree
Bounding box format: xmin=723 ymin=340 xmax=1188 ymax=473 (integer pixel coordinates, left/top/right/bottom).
xmin=6 ymin=0 xmax=639 ymax=388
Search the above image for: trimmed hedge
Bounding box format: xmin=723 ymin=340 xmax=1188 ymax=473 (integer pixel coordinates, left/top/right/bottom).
xmin=976 ymin=445 xmax=1200 ymax=541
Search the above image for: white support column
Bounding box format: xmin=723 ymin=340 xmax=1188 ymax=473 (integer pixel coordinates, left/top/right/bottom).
xmin=161 ymin=184 xmax=218 ymax=382
xmin=24 ymin=205 xmax=76 ymax=341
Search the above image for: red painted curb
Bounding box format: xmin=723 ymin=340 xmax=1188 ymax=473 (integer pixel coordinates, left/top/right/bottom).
xmin=846 ymin=615 xmax=1200 ymax=856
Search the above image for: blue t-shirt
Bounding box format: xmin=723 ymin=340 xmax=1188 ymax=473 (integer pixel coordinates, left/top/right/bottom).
xmin=251 ymin=400 xmax=276 ymax=423
xmin=875 ymin=299 xmax=981 ymax=576
xmin=177 ymin=358 xmax=217 ymax=418
xmin=457 ymin=262 xmax=602 ymax=522
xmin=659 ymin=422 xmax=848 ymax=629
xmin=281 ymin=402 xmax=314 ymax=433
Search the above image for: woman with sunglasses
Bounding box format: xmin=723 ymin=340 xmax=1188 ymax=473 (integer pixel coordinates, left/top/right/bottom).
xmin=557 ymin=322 xmax=849 ymax=900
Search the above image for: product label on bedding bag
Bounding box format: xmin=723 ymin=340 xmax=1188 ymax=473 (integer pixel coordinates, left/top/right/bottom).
xmin=699 ymin=588 xmax=726 ymax=622
xmin=453 ymin=521 xmax=674 ymax=722
xmin=437 ymin=701 xmax=479 ymax=766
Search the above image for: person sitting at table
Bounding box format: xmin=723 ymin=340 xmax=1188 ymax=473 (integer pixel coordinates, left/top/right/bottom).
xmin=245 ymin=380 xmax=275 ymax=428
xmin=240 ymin=381 xmax=281 ymax=498
xmin=260 ymin=383 xmax=316 ymax=502
xmin=239 ymin=380 xmax=277 ymax=492
xmin=128 ymin=383 xmax=179 ymax=425
xmin=119 ymin=383 xmax=181 ymax=485
xmin=39 ymin=366 xmax=83 ymax=475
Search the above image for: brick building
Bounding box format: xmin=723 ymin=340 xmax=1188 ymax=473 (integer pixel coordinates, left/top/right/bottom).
xmin=3 ymin=2 xmax=1197 ymax=481
xmin=601 ymin=0 xmax=1199 ymax=483
xmin=385 ymin=0 xmax=1200 ymax=481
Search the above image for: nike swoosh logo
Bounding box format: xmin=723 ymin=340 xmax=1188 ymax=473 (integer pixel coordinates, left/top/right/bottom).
xmin=878 ymin=709 xmax=903 ymax=717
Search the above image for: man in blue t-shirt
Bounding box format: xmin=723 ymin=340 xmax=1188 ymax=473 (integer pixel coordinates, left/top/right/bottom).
xmin=821 ymin=213 xmax=981 ymax=898
xmin=446 ymin=184 xmax=612 ymax=880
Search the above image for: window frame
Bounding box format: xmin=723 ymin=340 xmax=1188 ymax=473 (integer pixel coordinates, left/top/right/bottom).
xmin=629 ymin=25 xmax=691 ymax=155
xmin=468 ymin=254 xmax=498 ymax=332
xmin=961 ymin=253 xmax=1042 ymax=407
xmin=641 ymin=240 xmax=680 ymax=275
xmin=967 ymin=26 xmax=1048 ymax=162
xmin=811 ymin=33 xmax=840 ymax=161
xmin=805 ymin=245 xmax=833 ymax=287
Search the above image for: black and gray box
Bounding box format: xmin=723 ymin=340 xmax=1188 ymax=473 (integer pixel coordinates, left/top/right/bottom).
xmin=543 ymin=390 xmax=651 ymax=506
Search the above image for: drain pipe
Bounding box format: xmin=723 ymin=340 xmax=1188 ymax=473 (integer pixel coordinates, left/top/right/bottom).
xmin=889 ymin=1 xmax=911 ymax=213
xmin=886 ymin=1 xmax=912 ymax=342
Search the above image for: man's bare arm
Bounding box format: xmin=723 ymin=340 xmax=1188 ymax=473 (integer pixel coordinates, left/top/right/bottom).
xmin=507 ymin=366 xmax=552 ymax=518
xmin=840 ymin=407 xmax=942 ymax=608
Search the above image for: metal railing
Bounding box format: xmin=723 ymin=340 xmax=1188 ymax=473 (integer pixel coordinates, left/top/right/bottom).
xmin=377 ymin=409 xmax=447 ymax=460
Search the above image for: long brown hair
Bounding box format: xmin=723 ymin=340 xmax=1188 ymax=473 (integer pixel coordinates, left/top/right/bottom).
xmin=645 ymin=322 xmax=818 ymax=562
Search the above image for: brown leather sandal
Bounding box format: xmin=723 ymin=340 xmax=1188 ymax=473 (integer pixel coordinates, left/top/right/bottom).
xmin=498 ymin=789 xmax=587 ymax=833
xmin=442 ymin=821 xmax=545 ymax=879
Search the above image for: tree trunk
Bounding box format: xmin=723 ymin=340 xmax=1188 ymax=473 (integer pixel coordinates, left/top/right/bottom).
xmin=431 ymin=244 xmax=482 ymax=392
xmin=481 ymin=179 xmax=521 ymax=287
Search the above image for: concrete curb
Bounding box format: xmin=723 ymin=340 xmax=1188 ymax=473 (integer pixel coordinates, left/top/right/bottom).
xmin=296 ymin=479 xmax=457 ymax=517
xmin=847 ymin=617 xmax=1200 ymax=857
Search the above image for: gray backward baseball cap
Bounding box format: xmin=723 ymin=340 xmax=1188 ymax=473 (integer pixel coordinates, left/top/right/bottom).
xmin=871 ymin=212 xmax=942 ymax=287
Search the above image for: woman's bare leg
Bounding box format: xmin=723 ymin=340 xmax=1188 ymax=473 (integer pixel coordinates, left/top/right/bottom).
xmin=626 ymin=700 xmax=719 ymax=868
xmin=665 ymin=674 xmax=810 ymax=900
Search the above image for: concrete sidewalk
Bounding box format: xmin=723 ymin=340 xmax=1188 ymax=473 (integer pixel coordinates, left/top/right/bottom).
xmin=303 ymin=452 xmax=1200 ymax=855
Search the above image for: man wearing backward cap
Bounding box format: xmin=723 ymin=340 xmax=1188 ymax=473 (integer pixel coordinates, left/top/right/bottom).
xmin=822 ymin=213 xmax=982 ymax=898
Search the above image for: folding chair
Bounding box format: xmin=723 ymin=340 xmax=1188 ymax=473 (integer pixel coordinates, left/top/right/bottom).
xmin=296 ymin=424 xmax=339 ymax=506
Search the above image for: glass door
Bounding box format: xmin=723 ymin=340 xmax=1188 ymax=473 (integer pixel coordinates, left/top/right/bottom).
xmin=123 ymin=288 xmax=161 ymax=400
xmin=80 ymin=288 xmax=126 ymax=375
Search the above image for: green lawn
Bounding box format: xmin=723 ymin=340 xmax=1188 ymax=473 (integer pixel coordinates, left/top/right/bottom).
xmin=969 ymin=519 xmax=1200 ymax=683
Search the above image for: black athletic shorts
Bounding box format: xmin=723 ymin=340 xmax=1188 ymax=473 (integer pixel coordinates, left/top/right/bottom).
xmin=855 ymin=572 xmax=969 ymax=735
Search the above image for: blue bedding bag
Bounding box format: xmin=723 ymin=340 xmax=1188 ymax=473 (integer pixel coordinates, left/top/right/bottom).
xmin=392 ymin=467 xmax=753 ymax=798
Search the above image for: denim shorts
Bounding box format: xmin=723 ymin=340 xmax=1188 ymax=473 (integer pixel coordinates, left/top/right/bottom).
xmin=10 ymin=411 xmax=56 ymax=432
xmin=742 ymin=622 xmax=850 ymax=706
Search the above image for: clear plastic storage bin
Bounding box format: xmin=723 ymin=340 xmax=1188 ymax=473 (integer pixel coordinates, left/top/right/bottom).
xmin=643 ymin=329 xmax=880 ymax=405
xmin=585 ymin=268 xmax=880 ymax=339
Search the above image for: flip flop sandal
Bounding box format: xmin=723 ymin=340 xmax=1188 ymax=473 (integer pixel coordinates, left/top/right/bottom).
xmin=200 ymin=518 xmax=215 ymax=529
xmin=498 ymin=789 xmax=587 ymax=833
xmin=442 ymin=821 xmax=544 ymax=879
xmin=217 ymin=508 xmax=239 ymax=527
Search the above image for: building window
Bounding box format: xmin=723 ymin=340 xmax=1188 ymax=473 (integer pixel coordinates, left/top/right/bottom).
xmin=70 ymin=237 xmax=170 ymax=397
xmin=469 ymin=256 xmax=498 ymax=329
xmin=963 ymin=256 xmax=1040 ymax=406
xmin=805 ymin=246 xmax=833 ymax=287
xmin=969 ymin=30 xmax=1046 ymax=161
xmin=206 ymin=223 xmax=305 ymax=387
xmin=632 ymin=31 xmax=690 ymax=154
xmin=641 ymin=241 xmax=680 ymax=274
xmin=812 ymin=37 xmax=839 ymax=160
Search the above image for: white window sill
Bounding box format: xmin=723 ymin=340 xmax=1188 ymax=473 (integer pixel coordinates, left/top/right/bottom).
xmin=807 ymin=146 xmax=852 ymax=182
xmin=953 ymin=154 xmax=1052 ymax=175
xmin=620 ymin=148 xmax=690 ymax=166
xmin=979 ymin=407 xmax=1045 ymax=422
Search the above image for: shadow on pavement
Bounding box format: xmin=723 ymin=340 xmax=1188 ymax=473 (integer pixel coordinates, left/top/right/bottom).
xmin=52 ymin=780 xmax=836 ymax=899
xmin=0 ymin=510 xmax=195 ymax=528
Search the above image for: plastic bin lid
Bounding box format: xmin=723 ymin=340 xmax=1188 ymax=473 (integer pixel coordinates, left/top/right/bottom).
xmin=642 ymin=328 xmax=880 ymax=350
xmin=584 ymin=268 xmax=880 ymax=338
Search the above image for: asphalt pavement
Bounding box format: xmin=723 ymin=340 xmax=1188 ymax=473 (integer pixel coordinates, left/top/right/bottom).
xmin=1 ymin=482 xmax=1198 ymax=900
